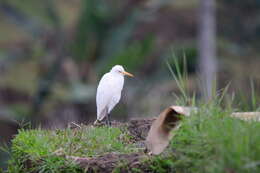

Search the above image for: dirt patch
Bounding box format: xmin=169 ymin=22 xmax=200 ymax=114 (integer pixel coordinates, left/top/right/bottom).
xmin=69 ymin=152 xmax=148 ymax=173
xmin=126 ymin=118 xmax=155 ymax=141
xmin=92 ymin=118 xmax=155 ymax=141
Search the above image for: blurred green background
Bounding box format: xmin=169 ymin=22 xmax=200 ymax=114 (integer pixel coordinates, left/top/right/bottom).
xmin=0 ymin=0 xmax=260 ymax=169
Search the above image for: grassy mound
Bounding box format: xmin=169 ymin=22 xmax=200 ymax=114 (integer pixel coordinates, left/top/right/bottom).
xmin=7 ymin=126 xmax=137 ymax=173
xmin=6 ymin=106 xmax=260 ymax=173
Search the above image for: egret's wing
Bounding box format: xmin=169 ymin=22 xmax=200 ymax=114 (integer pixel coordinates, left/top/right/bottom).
xmin=108 ymin=93 xmax=121 ymax=113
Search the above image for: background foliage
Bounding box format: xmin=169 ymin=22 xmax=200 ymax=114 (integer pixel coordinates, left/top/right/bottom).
xmin=0 ymin=0 xmax=260 ymax=169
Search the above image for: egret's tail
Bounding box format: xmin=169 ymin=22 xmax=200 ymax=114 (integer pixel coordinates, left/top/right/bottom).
xmin=96 ymin=108 xmax=108 ymax=123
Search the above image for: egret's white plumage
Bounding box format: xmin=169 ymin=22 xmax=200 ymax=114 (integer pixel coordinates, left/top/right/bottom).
xmin=95 ymin=65 xmax=133 ymax=125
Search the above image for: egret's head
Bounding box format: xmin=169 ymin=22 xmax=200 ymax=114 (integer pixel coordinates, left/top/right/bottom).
xmin=111 ymin=65 xmax=134 ymax=77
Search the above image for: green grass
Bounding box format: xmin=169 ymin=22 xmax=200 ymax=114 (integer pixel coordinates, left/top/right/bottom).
xmin=7 ymin=126 xmax=136 ymax=173
xmin=143 ymin=104 xmax=260 ymax=173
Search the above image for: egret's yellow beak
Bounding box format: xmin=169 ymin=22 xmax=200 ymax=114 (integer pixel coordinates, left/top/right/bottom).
xmin=122 ymin=71 xmax=134 ymax=77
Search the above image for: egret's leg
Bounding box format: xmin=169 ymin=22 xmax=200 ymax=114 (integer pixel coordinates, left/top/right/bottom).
xmin=107 ymin=114 xmax=111 ymax=126
xmin=105 ymin=113 xmax=109 ymax=126
xmin=105 ymin=113 xmax=111 ymax=126
xmin=104 ymin=108 xmax=110 ymax=126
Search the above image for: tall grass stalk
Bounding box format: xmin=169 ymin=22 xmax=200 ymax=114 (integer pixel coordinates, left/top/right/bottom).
xmin=166 ymin=53 xmax=192 ymax=105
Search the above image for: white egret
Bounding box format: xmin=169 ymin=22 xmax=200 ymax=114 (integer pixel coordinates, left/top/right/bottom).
xmin=94 ymin=65 xmax=134 ymax=126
